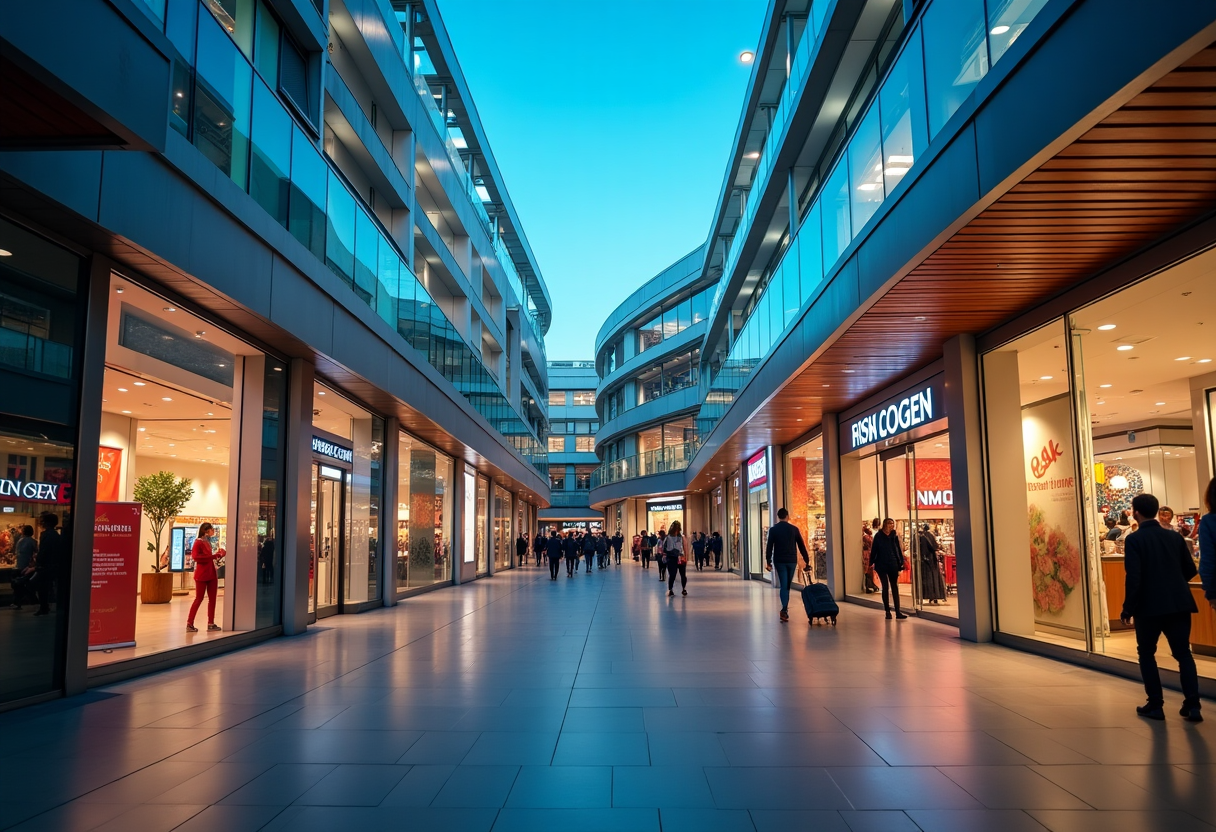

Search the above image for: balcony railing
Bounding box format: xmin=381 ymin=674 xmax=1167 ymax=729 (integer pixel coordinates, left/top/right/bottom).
xmin=548 ymin=491 xmax=593 ymax=508
xmin=590 ymin=441 xmax=700 ymax=490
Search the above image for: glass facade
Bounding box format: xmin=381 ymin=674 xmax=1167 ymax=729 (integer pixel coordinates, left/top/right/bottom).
xmin=493 ymin=484 xmax=512 ymax=571
xmin=783 ymin=436 xmax=827 ymax=583
xmin=395 ymin=432 xmax=453 ymax=592
xmin=636 ymin=286 xmax=714 ymax=355
xmin=983 ymin=251 xmax=1216 ymax=678
xmin=0 ymin=220 xmax=84 ymax=706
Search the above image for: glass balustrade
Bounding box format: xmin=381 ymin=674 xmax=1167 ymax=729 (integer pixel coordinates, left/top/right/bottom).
xmin=696 ymin=0 xmax=1048 ymax=441
xmin=590 ymin=440 xmax=701 ymax=489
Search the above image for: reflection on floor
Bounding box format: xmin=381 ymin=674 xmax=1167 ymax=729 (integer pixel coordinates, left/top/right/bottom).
xmin=1032 ymin=627 xmax=1216 ymax=678
xmin=87 ymin=586 xmax=244 ymax=668
xmin=4 ymin=562 xmax=1214 ymax=831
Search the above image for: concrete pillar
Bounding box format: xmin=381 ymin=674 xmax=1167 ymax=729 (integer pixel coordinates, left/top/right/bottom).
xmin=281 ymin=357 xmax=315 ymax=635
xmin=382 ymin=417 xmax=400 ymax=607
xmin=821 ymin=416 xmax=845 ymax=599
xmin=943 ymin=334 xmax=993 ymax=643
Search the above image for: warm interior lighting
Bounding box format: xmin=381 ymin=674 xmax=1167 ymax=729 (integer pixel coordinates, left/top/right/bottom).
xmin=744 ymin=151 xmax=760 ymax=159
xmin=1116 ymin=345 xmax=1134 ymax=351
xmin=1097 ymin=324 xmax=1116 ymax=330
xmin=1110 ymin=475 xmax=1130 ymax=490
xmin=1039 ymin=375 xmax=1053 ymax=380
xmin=739 ymin=50 xmax=755 ymax=64
xmin=1175 ymin=356 xmax=1191 ymax=361
xmin=0 ymin=249 xmax=11 ymax=257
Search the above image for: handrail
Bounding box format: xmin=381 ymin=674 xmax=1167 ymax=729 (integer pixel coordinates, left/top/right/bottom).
xmin=590 ymin=440 xmax=700 ymax=489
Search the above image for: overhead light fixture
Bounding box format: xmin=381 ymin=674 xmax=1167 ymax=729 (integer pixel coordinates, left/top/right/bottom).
xmin=121 ymin=410 xmax=131 ymax=414
xmin=1200 ymin=359 xmax=1213 ymax=364
xmin=1099 ymin=383 xmax=1112 ymax=388
xmin=1117 ymin=345 xmax=1134 ymax=351
xmin=0 ymin=249 xmax=12 ymax=257
xmin=1039 ymin=375 xmax=1053 ymax=380
xmin=884 ymin=167 xmax=908 ymax=176
xmin=744 ymin=151 xmax=760 ymax=159
xmin=914 ymin=315 xmax=926 ymax=321
xmin=857 ymin=183 xmax=880 ymax=191
xmin=195 ymin=331 xmax=206 ymax=339
xmin=318 ymin=390 xmax=326 ymax=396
xmin=117 ymin=387 xmax=128 ymax=392
xmin=888 ymin=155 xmax=914 ymax=164
xmin=1096 ymin=400 xmax=1105 ymax=405
xmin=161 ymin=397 xmax=173 ymax=402
xmin=990 ymin=24 xmax=1010 ymax=35
xmin=1175 ymin=356 xmax=1191 ymax=361
xmin=134 ymin=381 xmax=146 ymax=386
xmin=163 ymin=306 xmax=176 ymax=312
xmin=1098 ymin=324 xmax=1116 ymax=331
xmin=842 ymin=369 xmax=855 ymax=373
xmin=739 ymin=50 xmax=755 ymax=64
xmin=138 ymin=427 xmax=146 ymax=432
xmin=1155 ymin=401 xmax=1165 ymax=406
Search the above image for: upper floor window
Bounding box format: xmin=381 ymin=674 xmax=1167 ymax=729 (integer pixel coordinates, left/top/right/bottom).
xmin=548 ymin=436 xmax=565 ymax=453
xmin=548 ymin=391 xmax=567 ymax=407
xmin=575 ymin=437 xmax=595 ymax=453
xmin=551 ymin=421 xmax=567 ymax=434
xmin=572 ymin=391 xmax=596 ymax=407
xmin=636 ymin=286 xmax=715 ymax=355
xmin=550 ymin=474 xmax=566 ymax=490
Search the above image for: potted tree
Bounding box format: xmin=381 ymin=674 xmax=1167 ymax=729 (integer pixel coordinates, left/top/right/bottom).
xmin=133 ymin=471 xmax=194 ymax=604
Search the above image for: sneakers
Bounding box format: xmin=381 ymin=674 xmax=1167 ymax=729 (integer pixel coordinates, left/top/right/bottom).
xmin=186 ymin=624 xmax=198 ymax=633
xmin=780 ymin=609 xmax=789 ymax=622
xmin=682 ymin=589 xmax=687 ymax=596
xmin=885 ymin=611 xmax=893 ymax=620
xmin=1181 ymin=705 xmax=1204 ymax=723
xmin=667 ymin=590 xmax=674 ymax=597
xmin=895 ymin=612 xmax=908 ymax=620
xmin=207 ymin=623 xmax=221 ymax=631
xmin=1137 ymin=703 xmax=1165 ymax=721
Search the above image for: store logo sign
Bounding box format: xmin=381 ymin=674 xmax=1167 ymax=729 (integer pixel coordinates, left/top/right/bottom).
xmin=1030 ymin=439 xmax=1063 ymax=479
xmin=747 ymin=450 xmax=767 ymax=487
xmin=848 ymin=386 xmax=937 ymax=451
xmin=0 ymin=479 xmax=61 ymax=502
xmin=312 ymin=436 xmax=353 ymax=464
xmin=647 ymin=502 xmax=684 ymax=513
xmin=917 ymin=489 xmax=953 ymax=508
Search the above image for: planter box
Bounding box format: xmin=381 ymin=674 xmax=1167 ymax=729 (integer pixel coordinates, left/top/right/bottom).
xmin=140 ymin=572 xmax=173 ymax=604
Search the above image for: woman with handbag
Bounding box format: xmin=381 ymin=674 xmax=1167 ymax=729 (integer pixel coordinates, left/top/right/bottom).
xmin=663 ymin=521 xmax=689 ymax=597
xmin=186 ymin=522 xmax=223 ymax=633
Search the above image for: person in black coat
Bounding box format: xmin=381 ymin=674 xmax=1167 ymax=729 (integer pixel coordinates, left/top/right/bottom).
xmin=515 ymin=533 xmax=529 ymax=567
xmin=765 ymin=509 xmax=810 ymax=622
xmin=709 ymin=531 xmax=723 ymax=569
xmin=1120 ymin=492 xmax=1201 ymax=722
xmin=917 ymin=524 xmax=947 ymax=603
xmin=545 ymin=530 xmax=564 ymax=581
xmin=563 ymin=532 xmax=579 ymax=577
xmin=611 ymin=533 xmax=624 ymax=565
xmin=534 ymin=532 xmax=546 ymax=566
xmin=870 ymin=518 xmax=907 ymax=620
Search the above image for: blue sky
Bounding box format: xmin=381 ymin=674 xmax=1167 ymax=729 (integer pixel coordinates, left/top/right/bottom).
xmin=437 ymin=0 xmax=768 ymax=360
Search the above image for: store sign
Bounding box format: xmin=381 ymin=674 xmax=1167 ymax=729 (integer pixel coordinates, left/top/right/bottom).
xmin=89 ymin=502 xmax=142 ymax=651
xmin=843 ymin=378 xmax=946 ymax=453
xmin=0 ymin=478 xmax=63 ymax=502
xmin=312 ymin=435 xmax=354 ymax=464
xmin=647 ymin=501 xmax=684 ymax=513
xmin=747 ymin=450 xmax=767 ymax=488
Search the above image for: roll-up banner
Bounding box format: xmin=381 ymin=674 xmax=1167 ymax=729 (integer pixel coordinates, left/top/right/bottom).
xmin=89 ymin=502 xmax=143 ymax=650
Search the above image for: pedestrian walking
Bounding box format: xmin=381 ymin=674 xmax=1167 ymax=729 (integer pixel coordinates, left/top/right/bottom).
xmin=639 ymin=529 xmax=653 ymax=570
xmin=710 ymin=530 xmax=723 ymax=570
xmin=1121 ymin=492 xmax=1202 ymax=722
xmin=516 ymin=532 xmax=529 ymax=567
xmin=546 ymin=530 xmax=563 ymax=580
xmin=871 ymin=518 xmax=907 ymax=620
xmin=764 ymin=508 xmax=810 ymax=623
xmin=1201 ymin=477 xmax=1216 ymax=614
xmin=564 ymin=531 xmax=579 ymax=577
xmin=612 ymin=532 xmax=623 ymax=565
xmin=692 ymin=532 xmax=707 ymax=570
xmin=632 ymin=532 xmax=641 ymax=561
xmin=581 ymin=531 xmax=596 ymax=574
xmin=862 ymin=522 xmax=879 ymax=593
xmin=186 ymin=522 xmax=222 ymax=632
xmin=657 ymin=529 xmax=668 ymax=582
xmin=595 ymin=532 xmax=609 ymax=569
xmin=31 ymin=513 xmax=63 ymax=617
xmin=534 ymin=532 xmax=546 ymax=566
xmin=662 ymin=521 xmax=688 ymax=596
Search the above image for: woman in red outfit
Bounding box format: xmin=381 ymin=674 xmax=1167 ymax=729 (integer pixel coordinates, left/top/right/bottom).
xmin=186 ymin=522 xmax=221 ymax=633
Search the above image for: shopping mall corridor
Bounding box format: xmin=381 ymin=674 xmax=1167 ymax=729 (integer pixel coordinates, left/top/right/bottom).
xmin=2 ymin=562 xmax=1214 ymax=832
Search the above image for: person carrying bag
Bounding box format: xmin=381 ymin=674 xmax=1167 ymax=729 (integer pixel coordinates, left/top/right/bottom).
xmin=662 ymin=521 xmax=689 ymax=597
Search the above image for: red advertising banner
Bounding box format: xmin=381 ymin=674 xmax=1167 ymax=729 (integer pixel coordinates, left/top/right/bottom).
xmin=89 ymin=502 xmax=142 ymax=650
xmin=97 ymin=447 xmax=123 ymax=502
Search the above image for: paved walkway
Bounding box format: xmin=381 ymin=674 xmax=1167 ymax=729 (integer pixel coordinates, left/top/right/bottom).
xmin=2 ymin=561 xmax=1213 ymax=832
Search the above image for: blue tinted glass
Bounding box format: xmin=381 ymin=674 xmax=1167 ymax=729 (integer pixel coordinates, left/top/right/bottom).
xmin=354 ymin=208 xmax=377 ymax=304
xmin=376 ymin=235 xmax=399 ymax=327
xmin=166 ymin=0 xmax=197 ymax=62
xmin=820 ymin=158 xmax=851 ymax=273
xmin=848 ymin=106 xmax=884 ymax=231
xmin=326 ymin=171 xmax=356 ymax=283
xmin=250 ymin=79 xmax=291 ymax=227
xmin=987 ymin=0 xmax=1048 ymax=65
xmin=194 ymin=13 xmax=252 ymax=187
xmin=288 ymin=127 xmax=326 ymax=258
xmin=879 ymin=30 xmax=928 ymax=195
xmin=782 ymin=242 xmax=800 ymax=326
xmin=799 ymin=202 xmax=823 ymax=302
xmin=922 ymin=0 xmax=988 ymax=137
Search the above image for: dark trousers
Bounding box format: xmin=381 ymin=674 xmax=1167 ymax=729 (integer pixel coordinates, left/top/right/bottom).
xmin=549 ymin=557 xmax=561 ymax=580
xmin=1135 ymin=611 xmax=1200 ymax=708
xmin=713 ymin=551 xmax=722 ymax=569
xmin=658 ymin=557 xmax=667 ymax=580
xmin=566 ymin=556 xmax=576 ymax=576
xmin=641 ymin=551 xmax=651 ymax=569
xmin=614 ymin=549 xmax=621 ymax=564
xmin=878 ymin=571 xmax=901 ymax=613
xmin=536 ymin=550 xmax=543 ymax=566
xmin=667 ymin=560 xmax=687 ymax=591
xmin=774 ymin=562 xmax=796 ymax=611
xmin=33 ymin=572 xmax=55 ymax=613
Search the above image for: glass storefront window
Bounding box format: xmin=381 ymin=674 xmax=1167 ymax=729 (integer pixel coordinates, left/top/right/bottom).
xmin=92 ymin=278 xmax=285 ymax=665
xmin=493 ymin=485 xmax=511 ymax=571
xmin=476 ymin=476 xmax=488 ymax=575
xmin=784 ymin=437 xmax=827 ymax=583
xmin=728 ymin=471 xmax=741 ymax=572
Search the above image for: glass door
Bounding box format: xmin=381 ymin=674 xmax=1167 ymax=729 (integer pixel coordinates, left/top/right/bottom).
xmin=880 ymin=445 xmax=922 ymax=612
xmin=311 ymin=462 xmax=345 ymax=618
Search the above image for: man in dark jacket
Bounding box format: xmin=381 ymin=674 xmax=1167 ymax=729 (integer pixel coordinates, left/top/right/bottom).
xmin=692 ymin=533 xmax=707 ymax=571
xmin=515 ymin=533 xmax=529 ymax=567
xmin=563 ymin=532 xmax=579 ymax=577
xmin=545 ymin=531 xmax=564 ymax=581
xmin=534 ymin=532 xmax=546 ymax=566
xmin=765 ymin=508 xmax=811 ymax=623
xmin=581 ymin=532 xmax=597 ymax=574
xmin=1120 ymin=493 xmax=1201 ymax=722
xmin=611 ymin=533 xmax=623 ymax=565
xmin=709 ymin=531 xmax=723 ymax=570
xmin=871 ymin=518 xmax=907 ymax=620
xmin=33 ymin=513 xmax=63 ymax=616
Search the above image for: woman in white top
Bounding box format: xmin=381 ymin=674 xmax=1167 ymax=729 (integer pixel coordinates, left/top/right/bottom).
xmin=663 ymin=521 xmax=689 ymax=597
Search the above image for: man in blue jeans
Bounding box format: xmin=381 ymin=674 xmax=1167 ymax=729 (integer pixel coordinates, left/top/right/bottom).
xmin=765 ymin=508 xmax=811 ymax=623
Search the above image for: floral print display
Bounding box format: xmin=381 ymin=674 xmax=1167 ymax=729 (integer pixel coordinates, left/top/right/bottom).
xmin=1029 ymin=503 xmax=1082 ymax=615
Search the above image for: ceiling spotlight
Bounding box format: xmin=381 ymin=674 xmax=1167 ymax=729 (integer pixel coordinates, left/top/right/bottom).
xmin=318 ymin=390 xmax=326 ymax=395
xmin=121 ymin=410 xmax=131 ymax=414
xmin=1099 ymin=383 xmax=1112 ymax=388
xmin=914 ymin=316 xmax=926 ymax=322
xmin=744 ymin=151 xmax=760 ymax=159
xmin=990 ymin=24 xmax=1011 ymax=35
xmin=161 ymin=397 xmax=173 ymax=402
xmin=1039 ymin=375 xmax=1053 ymax=380
xmin=1155 ymin=402 xmax=1165 ymax=406
xmin=1200 ymin=358 xmax=1213 ymax=364
xmin=1098 ymin=324 xmax=1116 ymax=331
xmin=117 ymin=387 xmax=128 ymax=392
xmin=138 ymin=427 xmax=146 ymax=432
xmin=195 ymin=331 xmax=206 ymax=339
xmin=739 ymin=50 xmax=755 ymax=64
xmin=134 ymin=381 xmax=146 ymax=386
xmin=842 ymin=369 xmax=855 ymax=374
xmin=163 ymin=306 xmax=176 ymax=312
xmin=1116 ymin=345 xmax=1134 ymax=351
xmin=0 ymin=249 xmax=11 ymax=257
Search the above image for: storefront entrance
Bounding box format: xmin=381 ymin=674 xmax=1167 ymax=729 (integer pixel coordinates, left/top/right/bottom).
xmin=646 ymin=498 xmax=684 ymax=537
xmin=310 ymin=461 xmax=346 ymax=618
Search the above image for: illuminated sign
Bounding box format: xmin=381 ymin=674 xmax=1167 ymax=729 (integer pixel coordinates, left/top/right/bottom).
xmin=844 ymin=378 xmax=946 ymax=453
xmin=463 ymin=468 xmax=476 ymax=563
xmin=312 ymin=436 xmax=354 ymax=464
xmin=0 ymin=479 xmax=62 ymax=502
xmin=746 ymin=450 xmax=767 ymax=488
xmin=647 ymin=501 xmax=684 ymax=513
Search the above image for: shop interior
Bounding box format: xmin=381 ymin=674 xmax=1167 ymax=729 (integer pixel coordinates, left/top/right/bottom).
xmin=986 ymin=245 xmax=1216 ymax=678
xmin=645 ymin=499 xmax=684 ymax=538
xmin=854 ymin=435 xmax=959 ymax=620
xmin=395 ymin=432 xmax=453 ymax=591
xmin=90 ymin=281 xmax=272 ymax=666
xmin=785 ymin=437 xmax=828 ymax=583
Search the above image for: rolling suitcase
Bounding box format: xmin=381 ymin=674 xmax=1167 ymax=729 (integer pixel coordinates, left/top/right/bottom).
xmin=801 ymin=582 xmax=839 ymax=625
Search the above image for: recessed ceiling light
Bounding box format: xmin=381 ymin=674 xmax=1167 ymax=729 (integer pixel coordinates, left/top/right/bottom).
xmin=857 ymin=183 xmax=880 ymax=191
xmin=1098 ymin=324 xmax=1116 ymax=331
xmin=1175 ymin=356 xmax=1191 ymax=361
xmin=1099 ymin=383 xmax=1112 ymax=388
xmin=1096 ymin=400 xmax=1105 ymax=405
xmin=990 ymin=24 xmax=1010 ymax=35
xmin=1155 ymin=402 xmax=1165 ymax=406
xmin=138 ymin=427 xmax=146 ymax=432
xmin=163 ymin=306 xmax=176 ymax=312
xmin=1117 ymin=345 xmax=1134 ymax=351
xmin=914 ymin=316 xmax=926 ymax=322
xmin=822 ymin=383 xmax=830 ymax=388
xmin=744 ymin=151 xmax=760 ymax=159
xmin=162 ymin=397 xmax=172 ymax=402
xmin=134 ymin=381 xmax=146 ymax=386
xmin=169 ymin=454 xmax=177 ymax=457
xmin=1200 ymin=359 xmax=1213 ymax=364
xmin=842 ymin=369 xmax=855 ymax=374
xmin=739 ymin=50 xmax=755 ymax=64
xmin=0 ymin=249 xmax=12 ymax=257
xmin=1039 ymin=375 xmax=1053 ymax=380
xmin=318 ymin=390 xmax=326 ymax=395
xmin=121 ymin=410 xmax=131 ymax=414
xmin=117 ymin=387 xmax=128 ymax=392
xmin=168 ymin=443 xmax=175 ymax=447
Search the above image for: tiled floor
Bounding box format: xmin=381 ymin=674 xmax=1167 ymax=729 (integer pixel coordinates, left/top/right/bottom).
xmin=2 ymin=561 xmax=1213 ymax=832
